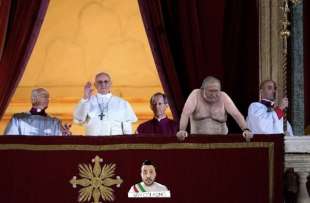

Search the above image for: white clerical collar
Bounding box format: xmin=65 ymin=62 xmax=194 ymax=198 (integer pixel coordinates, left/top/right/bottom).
xmin=97 ymin=93 xmax=112 ymax=99
xmin=261 ymin=99 xmax=273 ymax=102
xmin=261 ymin=99 xmax=274 ymax=105
xmin=155 ymin=115 xmax=167 ymax=122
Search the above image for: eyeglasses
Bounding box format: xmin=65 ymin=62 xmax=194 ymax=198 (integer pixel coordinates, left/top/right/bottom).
xmin=96 ymin=80 xmax=110 ymax=84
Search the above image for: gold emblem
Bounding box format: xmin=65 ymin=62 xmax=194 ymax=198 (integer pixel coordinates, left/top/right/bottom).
xmin=70 ymin=156 xmax=123 ymax=202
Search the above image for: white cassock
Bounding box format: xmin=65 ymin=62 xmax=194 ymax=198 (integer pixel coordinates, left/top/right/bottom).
xmin=246 ymin=102 xmax=294 ymax=136
xmin=73 ymin=93 xmax=137 ymax=136
xmin=4 ymin=113 xmax=62 ymax=136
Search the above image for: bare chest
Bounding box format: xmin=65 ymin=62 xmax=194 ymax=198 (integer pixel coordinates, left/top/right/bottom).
xmin=193 ymin=99 xmax=226 ymax=121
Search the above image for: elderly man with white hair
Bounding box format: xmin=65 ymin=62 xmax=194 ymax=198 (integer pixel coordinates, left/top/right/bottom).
xmin=176 ymin=76 xmax=252 ymax=141
xmin=73 ymin=72 xmax=137 ymax=136
xmin=4 ymin=88 xmax=71 ymax=136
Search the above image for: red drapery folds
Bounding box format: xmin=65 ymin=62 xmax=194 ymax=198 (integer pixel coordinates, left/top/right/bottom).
xmin=0 ymin=0 xmax=11 ymax=60
xmin=0 ymin=0 xmax=49 ymax=118
xmin=0 ymin=135 xmax=283 ymax=203
xmin=137 ymin=0 xmax=184 ymax=120
xmin=138 ymin=0 xmax=259 ymax=132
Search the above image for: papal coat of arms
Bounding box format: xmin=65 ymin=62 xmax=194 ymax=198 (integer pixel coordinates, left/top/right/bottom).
xmin=70 ymin=156 xmax=123 ymax=203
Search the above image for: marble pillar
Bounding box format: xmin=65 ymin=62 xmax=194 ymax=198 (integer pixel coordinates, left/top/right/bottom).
xmin=290 ymin=1 xmax=304 ymax=135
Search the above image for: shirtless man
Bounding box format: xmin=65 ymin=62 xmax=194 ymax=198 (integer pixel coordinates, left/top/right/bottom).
xmin=176 ymin=76 xmax=252 ymax=141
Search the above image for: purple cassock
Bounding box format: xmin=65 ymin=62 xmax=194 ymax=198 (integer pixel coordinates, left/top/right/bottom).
xmin=136 ymin=117 xmax=178 ymax=136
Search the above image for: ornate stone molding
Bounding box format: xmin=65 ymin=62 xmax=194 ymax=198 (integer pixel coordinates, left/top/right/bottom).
xmin=285 ymin=136 xmax=310 ymax=153
xmin=259 ymin=0 xmax=283 ymax=100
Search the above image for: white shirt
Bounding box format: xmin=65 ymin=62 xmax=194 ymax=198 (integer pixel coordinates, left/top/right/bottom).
xmin=128 ymin=182 xmax=169 ymax=193
xmin=246 ymin=102 xmax=294 ymax=136
xmin=73 ymin=93 xmax=137 ymax=136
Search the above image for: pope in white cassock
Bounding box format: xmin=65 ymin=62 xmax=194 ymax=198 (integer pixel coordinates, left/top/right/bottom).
xmin=73 ymin=72 xmax=137 ymax=136
xmin=246 ymin=80 xmax=294 ymax=136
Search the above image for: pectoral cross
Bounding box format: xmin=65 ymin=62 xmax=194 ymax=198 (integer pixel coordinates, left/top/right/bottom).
xmin=98 ymin=113 xmax=105 ymax=120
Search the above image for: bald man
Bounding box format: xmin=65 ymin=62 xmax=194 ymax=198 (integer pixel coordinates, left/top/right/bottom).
xmin=246 ymin=80 xmax=294 ymax=136
xmin=177 ymin=76 xmax=252 ymax=141
xmin=74 ymin=72 xmax=137 ymax=136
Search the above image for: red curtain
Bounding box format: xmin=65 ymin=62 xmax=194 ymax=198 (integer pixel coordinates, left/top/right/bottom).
xmin=222 ymin=0 xmax=259 ymax=132
xmin=0 ymin=0 xmax=11 ymax=60
xmin=0 ymin=0 xmax=49 ymax=118
xmin=138 ymin=0 xmax=184 ymax=120
xmin=304 ymin=1 xmax=310 ymax=128
xmin=138 ymin=0 xmax=259 ymax=132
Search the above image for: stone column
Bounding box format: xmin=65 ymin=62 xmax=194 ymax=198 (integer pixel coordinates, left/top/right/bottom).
xmin=285 ymin=155 xmax=310 ymax=203
xmin=259 ymin=0 xmax=282 ymax=87
xmin=290 ymin=1 xmax=304 ymax=135
xmin=285 ymin=136 xmax=310 ymax=202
